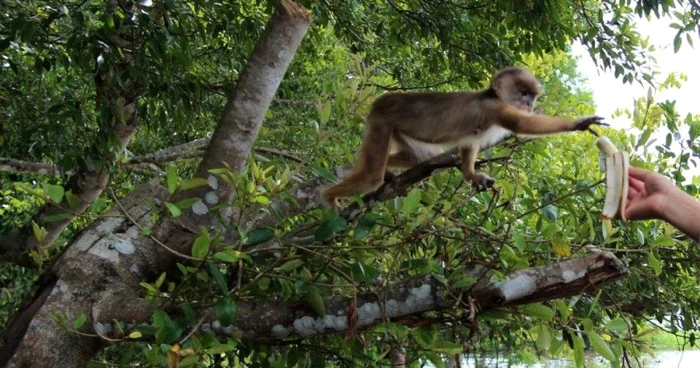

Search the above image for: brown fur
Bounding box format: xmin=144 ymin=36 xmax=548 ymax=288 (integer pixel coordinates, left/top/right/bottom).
xmin=322 ymin=67 xmax=605 ymax=207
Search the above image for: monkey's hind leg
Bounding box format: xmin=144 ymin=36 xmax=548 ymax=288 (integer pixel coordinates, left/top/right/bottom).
xmin=460 ymin=145 xmax=494 ymax=191
xmin=321 ymin=119 xmax=393 ymax=207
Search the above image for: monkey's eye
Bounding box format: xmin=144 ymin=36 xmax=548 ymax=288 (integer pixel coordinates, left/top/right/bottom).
xmin=520 ymin=90 xmax=529 ymax=96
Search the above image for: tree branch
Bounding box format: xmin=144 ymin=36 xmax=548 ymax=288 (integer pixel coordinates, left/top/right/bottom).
xmin=179 ymin=0 xmax=311 ymax=221
xmin=100 ymin=252 xmax=628 ymax=341
xmin=0 ymin=158 xmax=74 ymax=176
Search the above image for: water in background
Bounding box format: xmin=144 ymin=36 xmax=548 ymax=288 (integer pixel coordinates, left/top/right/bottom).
xmin=453 ymin=350 xmax=700 ymax=367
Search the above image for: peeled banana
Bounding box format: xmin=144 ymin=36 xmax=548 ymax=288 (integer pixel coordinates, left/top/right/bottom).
xmin=596 ymin=136 xmax=629 ymax=221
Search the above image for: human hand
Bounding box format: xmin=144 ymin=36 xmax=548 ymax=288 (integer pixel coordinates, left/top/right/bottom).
xmin=625 ymin=166 xmax=677 ymax=221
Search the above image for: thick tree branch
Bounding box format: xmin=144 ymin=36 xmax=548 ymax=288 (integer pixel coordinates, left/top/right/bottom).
xmin=180 ymin=1 xmax=311 ymax=217
xmin=0 ymin=158 xmax=74 ymax=176
xmin=99 ymin=252 xmax=627 ymax=342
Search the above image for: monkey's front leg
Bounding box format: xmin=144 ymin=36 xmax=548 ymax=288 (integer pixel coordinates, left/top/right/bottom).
xmin=460 ymin=145 xmax=494 ymax=191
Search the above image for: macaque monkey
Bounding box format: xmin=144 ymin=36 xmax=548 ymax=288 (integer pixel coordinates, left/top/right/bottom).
xmin=321 ymin=67 xmax=606 ymax=207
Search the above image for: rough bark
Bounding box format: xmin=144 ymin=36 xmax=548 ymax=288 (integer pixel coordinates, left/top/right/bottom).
xmin=0 ymin=2 xmax=311 ymax=366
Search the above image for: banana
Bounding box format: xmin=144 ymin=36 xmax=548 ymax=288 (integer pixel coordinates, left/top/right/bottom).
xmin=596 ymin=136 xmax=629 ymax=221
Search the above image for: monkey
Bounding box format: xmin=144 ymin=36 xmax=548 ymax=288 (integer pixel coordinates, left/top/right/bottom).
xmin=321 ymin=66 xmax=606 ymax=207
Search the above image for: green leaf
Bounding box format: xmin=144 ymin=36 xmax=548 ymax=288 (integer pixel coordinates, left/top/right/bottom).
xmin=350 ymin=262 xmax=381 ymax=283
xmin=252 ymin=195 xmax=270 ymax=205
xmin=207 ymin=343 xmax=235 ymax=355
xmin=275 ymin=259 xmax=304 ymax=273
xmin=152 ymin=310 xmax=183 ymax=345
xmin=166 ymin=165 xmax=178 ymax=194
xmin=635 ymin=228 xmax=645 ymax=244
xmin=309 ymin=163 xmax=337 ymax=182
xmin=192 ymin=231 xmax=210 ymax=259
xmin=573 ymin=334 xmax=585 ymax=368
xmin=90 ymin=198 xmax=108 ymax=213
xmin=638 ymin=128 xmax=652 ymax=146
xmin=215 ymin=297 xmax=237 ymax=326
xmin=44 ymin=184 xmax=65 ymax=203
xmin=589 ymin=330 xmax=616 ymax=362
xmin=65 ymin=191 xmax=80 ymax=209
xmin=319 ymin=101 xmax=331 ymax=125
xmin=174 ymin=197 xmax=199 ymax=209
xmin=207 ymin=262 xmax=228 ymax=294
xmin=401 ymin=188 xmax=422 ymax=214
xmin=354 ymin=213 xmax=378 ymax=240
xmin=164 ymin=202 xmax=181 ymax=217
xmin=451 ymin=277 xmax=477 ymax=289
xmin=179 ymin=178 xmax=209 ymax=191
xmin=31 ymin=221 xmax=48 ymax=243
xmin=245 ymin=228 xmax=275 ymax=245
xmin=674 ymin=35 xmax=682 ymax=52
xmin=213 ymin=249 xmax=252 ymax=264
xmin=555 ymin=300 xmax=570 ymax=320
xmin=652 ymin=235 xmax=674 ymax=247
xmin=72 ymin=313 xmax=87 ymax=329
xmin=601 ymin=218 xmax=612 ymax=240
xmin=536 ymin=324 xmax=551 ymax=351
xmin=314 ymin=216 xmax=348 ymax=241
xmin=412 ymin=328 xmax=437 ymax=349
xmin=181 ymin=303 xmax=196 ymax=325
xmin=424 ymin=352 xmax=446 ymax=368
xmin=648 ymin=252 xmax=662 ymax=276
xmin=155 ymin=272 xmax=166 ymax=289
xmin=513 ymin=232 xmax=526 ymax=251
xmin=521 ymin=303 xmax=554 ymax=321
xmin=605 ymin=317 xmax=629 ymax=335
xmin=128 ymin=331 xmax=142 ymax=339
xmin=430 ymin=341 xmax=463 ymax=354
xmin=542 ymin=205 xmax=558 ymax=222
xmin=307 ymin=286 xmax=326 ymax=317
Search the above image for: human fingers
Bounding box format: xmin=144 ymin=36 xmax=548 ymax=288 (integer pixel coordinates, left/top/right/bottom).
xmin=628 ymin=166 xmax=653 ymax=181
xmin=628 ymin=175 xmax=645 ymax=193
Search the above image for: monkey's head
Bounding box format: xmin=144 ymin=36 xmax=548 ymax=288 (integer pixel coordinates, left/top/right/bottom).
xmin=490 ymin=67 xmax=541 ymax=113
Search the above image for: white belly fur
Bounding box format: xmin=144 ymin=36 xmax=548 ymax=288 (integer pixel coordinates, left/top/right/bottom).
xmin=391 ymin=125 xmax=512 ymax=162
xmin=456 ymin=125 xmax=512 ymax=149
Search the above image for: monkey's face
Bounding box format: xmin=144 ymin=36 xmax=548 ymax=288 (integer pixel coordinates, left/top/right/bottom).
xmin=492 ymin=68 xmax=541 ymax=113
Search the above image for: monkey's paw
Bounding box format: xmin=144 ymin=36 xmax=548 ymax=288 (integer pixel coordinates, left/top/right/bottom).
xmin=574 ymin=116 xmax=608 ymax=131
xmin=468 ymin=172 xmax=495 ymax=192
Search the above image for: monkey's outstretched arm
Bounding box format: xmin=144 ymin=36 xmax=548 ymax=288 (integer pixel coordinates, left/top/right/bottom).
xmin=497 ymin=105 xmax=606 ymax=135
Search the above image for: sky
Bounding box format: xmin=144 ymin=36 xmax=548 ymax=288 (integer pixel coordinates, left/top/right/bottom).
xmin=572 ymin=16 xmax=700 ymax=130
xmin=571 ymin=16 xmax=700 ymax=179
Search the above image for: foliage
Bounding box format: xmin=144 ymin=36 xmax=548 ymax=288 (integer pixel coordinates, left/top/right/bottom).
xmin=2 ymin=0 xmax=700 ymax=367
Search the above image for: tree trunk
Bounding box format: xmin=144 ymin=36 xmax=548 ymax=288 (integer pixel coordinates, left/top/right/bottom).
xmin=0 ymin=2 xmax=311 ymax=366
